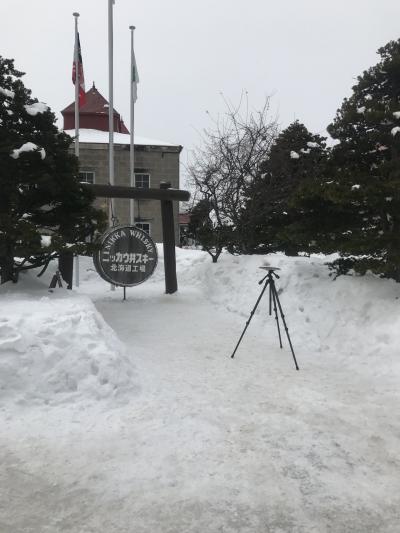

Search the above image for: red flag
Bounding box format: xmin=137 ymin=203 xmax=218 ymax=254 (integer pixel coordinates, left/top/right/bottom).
xmin=72 ymin=33 xmax=86 ymax=107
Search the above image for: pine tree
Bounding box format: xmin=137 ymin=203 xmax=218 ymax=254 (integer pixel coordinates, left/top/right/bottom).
xmin=240 ymin=121 xmax=327 ymax=254
xmin=0 ymin=56 xmax=106 ymax=283
xmin=321 ymin=40 xmax=400 ymax=280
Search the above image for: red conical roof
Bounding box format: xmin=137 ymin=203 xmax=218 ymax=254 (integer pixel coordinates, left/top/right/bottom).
xmin=62 ymin=83 xmax=129 ymax=134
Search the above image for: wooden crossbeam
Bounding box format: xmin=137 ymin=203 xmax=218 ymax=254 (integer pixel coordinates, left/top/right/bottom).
xmin=82 ymin=183 xmax=190 ymax=202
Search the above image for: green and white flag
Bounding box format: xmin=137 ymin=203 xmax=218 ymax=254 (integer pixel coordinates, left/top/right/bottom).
xmin=132 ymin=50 xmax=139 ymax=103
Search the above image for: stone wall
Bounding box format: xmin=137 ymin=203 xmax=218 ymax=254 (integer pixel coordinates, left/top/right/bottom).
xmin=75 ymin=142 xmax=181 ymax=243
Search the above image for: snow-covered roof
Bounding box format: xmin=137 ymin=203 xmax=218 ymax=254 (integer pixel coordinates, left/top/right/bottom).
xmin=64 ymin=128 xmax=179 ymax=147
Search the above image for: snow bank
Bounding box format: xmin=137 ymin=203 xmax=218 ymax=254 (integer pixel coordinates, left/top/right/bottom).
xmin=173 ymin=249 xmax=400 ymax=372
xmin=0 ymin=291 xmax=135 ymax=406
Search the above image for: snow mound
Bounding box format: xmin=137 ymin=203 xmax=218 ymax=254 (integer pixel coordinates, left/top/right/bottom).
xmin=0 ymin=293 xmax=136 ymax=406
xmin=174 ymin=249 xmax=400 ymax=372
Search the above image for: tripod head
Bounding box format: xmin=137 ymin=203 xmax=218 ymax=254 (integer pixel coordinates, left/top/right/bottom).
xmin=259 ymin=266 xmax=280 ymax=272
xmin=258 ymin=266 xmax=280 ymax=284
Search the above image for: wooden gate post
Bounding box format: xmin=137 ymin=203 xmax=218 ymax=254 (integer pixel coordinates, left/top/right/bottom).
xmin=58 ymin=252 xmax=73 ymax=289
xmin=160 ymin=182 xmax=178 ymax=294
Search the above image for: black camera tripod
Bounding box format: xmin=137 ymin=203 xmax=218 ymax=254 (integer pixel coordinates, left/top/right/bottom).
xmin=231 ymin=267 xmax=299 ymax=370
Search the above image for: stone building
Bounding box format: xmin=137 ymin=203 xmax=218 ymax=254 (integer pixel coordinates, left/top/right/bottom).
xmin=61 ymin=84 xmax=182 ymax=242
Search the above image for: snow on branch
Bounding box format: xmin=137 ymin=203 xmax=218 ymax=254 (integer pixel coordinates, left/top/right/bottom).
xmin=10 ymin=142 xmax=46 ymax=160
xmin=0 ymin=87 xmax=15 ymax=98
xmin=24 ymin=102 xmax=49 ymax=116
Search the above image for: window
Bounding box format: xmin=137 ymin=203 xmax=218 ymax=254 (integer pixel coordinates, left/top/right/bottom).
xmin=135 ymin=173 xmax=150 ymax=189
xmin=135 ymin=222 xmax=151 ymax=235
xmin=79 ymin=171 xmax=95 ymax=184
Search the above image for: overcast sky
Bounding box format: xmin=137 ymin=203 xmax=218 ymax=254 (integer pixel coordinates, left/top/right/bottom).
xmin=1 ymin=0 xmax=399 ymax=180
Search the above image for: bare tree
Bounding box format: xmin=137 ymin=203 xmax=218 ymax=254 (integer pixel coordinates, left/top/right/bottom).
xmin=187 ymin=95 xmax=278 ymax=260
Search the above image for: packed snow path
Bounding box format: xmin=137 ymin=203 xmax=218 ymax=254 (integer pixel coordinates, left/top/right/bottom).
xmin=0 ymin=251 xmax=399 ymax=532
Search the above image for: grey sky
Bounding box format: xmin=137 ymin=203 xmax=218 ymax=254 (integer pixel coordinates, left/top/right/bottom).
xmin=1 ymin=0 xmax=399 ymax=178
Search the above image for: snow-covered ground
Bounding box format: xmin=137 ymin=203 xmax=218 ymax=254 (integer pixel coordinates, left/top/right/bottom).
xmin=0 ymin=249 xmax=399 ymax=533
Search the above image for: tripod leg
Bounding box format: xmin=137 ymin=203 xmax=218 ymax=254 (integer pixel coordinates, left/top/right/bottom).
xmin=271 ymin=285 xmax=283 ymax=349
xmin=231 ymin=280 xmax=270 ymax=359
xmin=48 ymin=274 xmax=57 ymax=290
xmin=269 ymin=283 xmax=272 ymax=316
xmin=272 ymin=284 xmax=300 ymax=371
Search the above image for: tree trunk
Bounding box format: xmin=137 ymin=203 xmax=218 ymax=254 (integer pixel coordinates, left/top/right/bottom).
xmin=0 ymin=254 xmax=15 ymax=284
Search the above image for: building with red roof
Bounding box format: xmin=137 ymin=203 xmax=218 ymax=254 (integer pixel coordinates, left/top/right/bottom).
xmin=61 ymin=85 xmax=182 ymax=243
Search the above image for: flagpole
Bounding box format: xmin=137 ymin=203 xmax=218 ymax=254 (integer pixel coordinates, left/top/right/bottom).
xmin=108 ymin=0 xmax=116 ymax=292
xmin=129 ymin=25 xmax=136 ymax=226
xmin=73 ymin=13 xmax=80 ymax=158
xmin=73 ymin=12 xmax=80 ymax=287
xmin=108 ymin=0 xmax=114 ymax=227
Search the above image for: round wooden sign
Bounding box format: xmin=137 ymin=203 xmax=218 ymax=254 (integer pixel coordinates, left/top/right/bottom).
xmin=93 ymin=225 xmax=158 ymax=287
